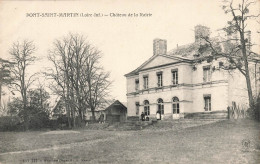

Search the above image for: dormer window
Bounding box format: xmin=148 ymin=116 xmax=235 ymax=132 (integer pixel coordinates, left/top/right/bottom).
xmin=157 ymin=72 xmax=163 ymax=87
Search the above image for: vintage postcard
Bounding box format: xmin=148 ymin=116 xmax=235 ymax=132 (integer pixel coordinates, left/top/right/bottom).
xmin=0 ymin=0 xmax=259 ymax=163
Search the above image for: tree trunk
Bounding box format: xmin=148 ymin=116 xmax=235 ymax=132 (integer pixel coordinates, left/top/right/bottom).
xmin=65 ymin=97 xmax=71 ymax=129
xmin=78 ymin=99 xmax=83 ymax=126
xmin=70 ymin=82 xmax=77 ymax=127
xmin=67 ymin=108 xmax=71 ymax=128
xmin=91 ymin=107 xmax=96 ymax=121
xmin=240 ymin=31 xmax=254 ymax=109
xmin=244 ymin=71 xmax=254 ymax=108
xmin=23 ymin=103 xmax=29 ymax=131
xmin=24 ymin=115 xmax=29 ymax=131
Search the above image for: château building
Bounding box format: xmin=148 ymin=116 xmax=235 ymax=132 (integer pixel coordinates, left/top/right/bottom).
xmin=125 ymin=25 xmax=260 ymax=120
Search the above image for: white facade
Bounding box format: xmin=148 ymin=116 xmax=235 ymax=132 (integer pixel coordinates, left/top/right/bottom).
xmin=125 ymin=26 xmax=260 ymax=120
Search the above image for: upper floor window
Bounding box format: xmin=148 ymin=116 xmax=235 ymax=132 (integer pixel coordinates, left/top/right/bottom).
xmin=143 ymin=75 xmax=149 ymax=89
xmin=172 ymin=69 xmax=178 ymax=85
xmin=135 ymin=79 xmax=139 ymax=91
xmin=203 ymin=66 xmax=211 ymax=82
xmin=157 ymin=72 xmax=163 ymax=87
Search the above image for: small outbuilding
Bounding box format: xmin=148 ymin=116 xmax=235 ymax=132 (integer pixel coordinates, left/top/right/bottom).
xmin=104 ymin=100 xmax=127 ymax=123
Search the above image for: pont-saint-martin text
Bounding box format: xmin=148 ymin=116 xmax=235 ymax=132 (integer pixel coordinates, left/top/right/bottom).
xmin=26 ymin=12 xmax=152 ymax=18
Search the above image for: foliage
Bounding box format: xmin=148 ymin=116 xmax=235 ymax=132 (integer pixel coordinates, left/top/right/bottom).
xmin=0 ymin=116 xmax=22 ymax=131
xmin=0 ymin=58 xmax=14 ymax=114
xmin=27 ymin=106 xmax=50 ymax=129
xmin=247 ymin=94 xmax=260 ymax=121
xmin=7 ymin=97 xmax=23 ymax=116
xmin=0 ymin=58 xmax=13 ymax=85
xmin=6 ymin=88 xmax=51 ymax=130
xmin=27 ymin=88 xmax=50 ymax=129
xmin=52 ymin=98 xmax=66 ymax=115
xmin=27 ymin=88 xmax=50 ymax=113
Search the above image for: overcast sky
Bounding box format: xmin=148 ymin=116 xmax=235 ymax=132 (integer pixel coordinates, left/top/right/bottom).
xmin=0 ymin=0 xmax=259 ymax=103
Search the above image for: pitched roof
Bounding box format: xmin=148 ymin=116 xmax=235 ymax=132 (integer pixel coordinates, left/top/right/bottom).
xmin=105 ymin=100 xmax=127 ymax=110
xmin=125 ymin=36 xmax=260 ymax=77
xmin=125 ymin=54 xmax=192 ymax=77
xmin=167 ymin=42 xmax=200 ymax=59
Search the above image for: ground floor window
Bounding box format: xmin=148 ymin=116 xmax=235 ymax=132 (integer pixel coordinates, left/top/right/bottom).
xmin=204 ymin=95 xmax=211 ymax=111
xmin=135 ymin=102 xmax=139 ymax=115
xmin=144 ymin=100 xmax=150 ymax=116
xmin=172 ymin=97 xmax=180 ymax=114
xmin=157 ymin=98 xmax=164 ymax=114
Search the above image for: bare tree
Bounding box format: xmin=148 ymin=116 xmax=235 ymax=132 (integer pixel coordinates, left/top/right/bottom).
xmin=47 ymin=40 xmax=73 ymax=128
xmin=81 ymin=54 xmax=111 ymax=121
xmin=199 ymin=0 xmax=260 ymax=109
xmin=9 ymin=40 xmax=37 ymax=130
xmin=47 ymin=33 xmax=111 ymax=127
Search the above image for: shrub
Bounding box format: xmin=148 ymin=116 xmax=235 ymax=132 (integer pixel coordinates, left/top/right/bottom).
xmin=247 ymin=95 xmax=260 ymax=121
xmin=57 ymin=114 xmax=68 ymax=125
xmin=29 ymin=111 xmax=50 ymax=129
xmin=0 ymin=116 xmax=22 ymax=131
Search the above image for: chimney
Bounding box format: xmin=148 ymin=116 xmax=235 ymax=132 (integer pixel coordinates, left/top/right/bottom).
xmin=195 ymin=25 xmax=210 ymax=43
xmin=153 ymin=38 xmax=167 ymax=56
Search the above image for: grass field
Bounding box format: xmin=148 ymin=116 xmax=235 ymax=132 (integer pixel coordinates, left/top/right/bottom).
xmin=0 ymin=119 xmax=259 ymax=164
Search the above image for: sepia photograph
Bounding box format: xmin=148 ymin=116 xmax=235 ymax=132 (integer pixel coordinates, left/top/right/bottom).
xmin=0 ymin=0 xmax=259 ymax=163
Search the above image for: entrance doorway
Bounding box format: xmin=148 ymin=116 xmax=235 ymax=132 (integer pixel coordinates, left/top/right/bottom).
xmin=172 ymin=97 xmax=180 ymax=119
xmin=157 ymin=98 xmax=164 ymax=120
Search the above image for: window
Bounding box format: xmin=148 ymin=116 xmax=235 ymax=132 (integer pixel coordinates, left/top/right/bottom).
xmin=144 ymin=100 xmax=150 ymax=116
xmin=135 ymin=102 xmax=140 ymax=115
xmin=172 ymin=97 xmax=180 ymax=114
xmin=157 ymin=72 xmax=163 ymax=87
xmin=204 ymin=95 xmax=211 ymax=111
xmin=172 ymin=69 xmax=178 ymax=85
xmin=143 ymin=75 xmax=149 ymax=89
xmin=203 ymin=66 xmax=211 ymax=82
xmin=135 ymin=79 xmax=139 ymax=91
xmin=157 ymin=98 xmax=164 ymax=114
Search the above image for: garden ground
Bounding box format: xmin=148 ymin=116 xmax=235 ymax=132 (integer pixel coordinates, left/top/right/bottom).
xmin=0 ymin=119 xmax=259 ymax=164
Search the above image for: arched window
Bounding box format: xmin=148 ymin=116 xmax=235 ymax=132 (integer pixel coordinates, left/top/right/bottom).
xmin=157 ymin=98 xmax=164 ymax=114
xmin=144 ymin=100 xmax=150 ymax=116
xmin=172 ymin=97 xmax=180 ymax=114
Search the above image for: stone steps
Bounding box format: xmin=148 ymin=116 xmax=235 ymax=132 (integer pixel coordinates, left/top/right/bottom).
xmin=106 ymin=121 xmax=154 ymax=131
xmin=184 ymin=111 xmax=228 ymax=120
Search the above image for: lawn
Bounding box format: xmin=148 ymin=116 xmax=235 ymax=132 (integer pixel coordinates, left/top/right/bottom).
xmin=0 ymin=119 xmax=259 ymax=164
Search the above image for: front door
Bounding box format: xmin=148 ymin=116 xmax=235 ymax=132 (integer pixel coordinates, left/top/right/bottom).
xmin=157 ymin=99 xmax=164 ymax=120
